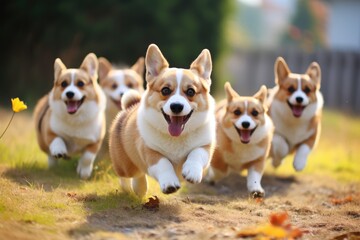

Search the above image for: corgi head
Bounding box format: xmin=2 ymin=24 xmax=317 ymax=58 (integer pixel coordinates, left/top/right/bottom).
xmin=274 ymin=57 xmax=321 ymax=118
xmin=98 ymin=57 xmax=144 ymax=110
xmin=222 ymin=82 xmax=268 ymax=144
xmin=143 ymin=44 xmax=213 ymax=137
xmin=52 ymin=53 xmax=101 ymax=115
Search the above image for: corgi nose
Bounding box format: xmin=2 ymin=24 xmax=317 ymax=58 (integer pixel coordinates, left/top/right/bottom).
xmin=242 ymin=121 xmax=250 ymax=129
xmin=296 ymin=97 xmax=303 ymax=103
xmin=170 ymin=103 xmax=184 ymax=114
xmin=120 ymin=93 xmax=124 ymax=97
xmin=66 ymin=91 xmax=75 ymax=99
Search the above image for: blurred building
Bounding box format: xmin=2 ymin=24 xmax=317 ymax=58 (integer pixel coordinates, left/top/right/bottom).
xmin=326 ymin=0 xmax=360 ymax=50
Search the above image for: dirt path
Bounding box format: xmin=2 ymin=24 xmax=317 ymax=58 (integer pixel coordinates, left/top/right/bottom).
xmin=73 ymin=173 xmax=360 ymax=239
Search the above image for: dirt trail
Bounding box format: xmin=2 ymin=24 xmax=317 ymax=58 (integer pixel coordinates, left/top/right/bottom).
xmin=73 ymin=174 xmax=360 ymax=239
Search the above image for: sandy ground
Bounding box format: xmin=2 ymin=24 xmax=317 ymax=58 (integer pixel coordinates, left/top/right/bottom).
xmin=74 ymin=173 xmax=360 ymax=239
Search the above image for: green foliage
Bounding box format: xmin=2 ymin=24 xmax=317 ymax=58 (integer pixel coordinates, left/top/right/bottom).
xmin=1 ymin=0 xmax=231 ymax=107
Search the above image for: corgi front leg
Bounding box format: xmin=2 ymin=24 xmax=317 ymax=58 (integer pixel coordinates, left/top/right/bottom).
xmin=246 ymin=159 xmax=266 ymax=198
xmin=49 ymin=136 xmax=69 ymax=160
xmin=271 ymin=134 xmax=289 ymax=168
xmin=182 ymin=146 xmax=212 ymax=184
xmin=293 ymin=144 xmax=311 ymax=171
xmin=77 ymin=141 xmax=102 ymax=179
xmin=148 ymin=158 xmax=180 ymax=194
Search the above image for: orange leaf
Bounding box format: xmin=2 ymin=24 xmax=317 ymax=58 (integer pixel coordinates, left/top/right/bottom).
xmin=236 ymin=228 xmax=259 ymax=238
xmin=269 ymin=212 xmax=288 ymax=226
xmin=143 ymin=196 xmax=160 ymax=210
xmin=331 ymin=196 xmax=352 ymax=205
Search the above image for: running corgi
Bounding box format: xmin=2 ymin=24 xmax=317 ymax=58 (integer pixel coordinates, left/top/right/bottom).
xmin=207 ymin=82 xmax=274 ymax=198
xmin=109 ymin=44 xmax=216 ymax=197
xmin=268 ymin=57 xmax=323 ymax=171
xmin=34 ymin=53 xmax=106 ymax=179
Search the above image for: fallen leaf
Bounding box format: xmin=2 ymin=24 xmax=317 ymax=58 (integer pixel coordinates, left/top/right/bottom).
xmin=269 ymin=212 xmax=288 ymax=226
xmin=143 ymin=196 xmax=160 ymax=210
xmin=331 ymin=196 xmax=352 ymax=205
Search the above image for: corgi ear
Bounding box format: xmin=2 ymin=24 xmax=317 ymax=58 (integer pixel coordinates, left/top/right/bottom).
xmin=131 ymin=57 xmax=145 ymax=77
xmin=190 ymin=49 xmax=212 ymax=85
xmin=80 ymin=53 xmax=98 ymax=80
xmin=54 ymin=58 xmax=66 ymax=82
xmin=275 ymin=57 xmax=291 ymax=85
xmin=145 ymin=44 xmax=169 ymax=82
xmin=224 ymin=82 xmax=239 ymax=103
xmin=306 ymin=62 xmax=321 ymax=89
xmin=98 ymin=57 xmax=112 ymax=81
xmin=254 ymin=85 xmax=267 ymax=105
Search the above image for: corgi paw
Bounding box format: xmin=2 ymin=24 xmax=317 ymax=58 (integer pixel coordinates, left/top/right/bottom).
xmin=159 ymin=178 xmax=180 ymax=194
xmin=49 ymin=137 xmax=68 ymax=159
xmin=250 ymin=191 xmax=265 ymax=199
xmin=76 ymin=163 xmax=93 ymax=179
xmin=182 ymin=162 xmax=203 ymax=184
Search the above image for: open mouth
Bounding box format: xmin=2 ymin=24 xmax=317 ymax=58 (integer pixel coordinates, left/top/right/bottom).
xmin=111 ymin=98 xmax=122 ymax=110
xmin=65 ymin=97 xmax=85 ymax=114
xmin=234 ymin=124 xmax=257 ymax=144
xmin=161 ymin=109 xmax=193 ymax=137
xmin=287 ymin=100 xmax=306 ymax=118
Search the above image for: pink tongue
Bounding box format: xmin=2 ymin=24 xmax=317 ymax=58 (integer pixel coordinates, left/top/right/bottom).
xmin=240 ymin=130 xmax=251 ymax=143
xmin=292 ymin=106 xmax=303 ymax=117
xmin=168 ymin=116 xmax=184 ymax=137
xmin=67 ymin=101 xmax=78 ymax=114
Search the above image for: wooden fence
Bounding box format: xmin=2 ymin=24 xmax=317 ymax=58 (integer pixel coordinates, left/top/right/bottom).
xmin=226 ymin=48 xmax=360 ymax=114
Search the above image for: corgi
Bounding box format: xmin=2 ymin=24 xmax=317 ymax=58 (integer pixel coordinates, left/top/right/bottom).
xmin=98 ymin=57 xmax=144 ymax=128
xmin=109 ymin=44 xmax=216 ymax=197
xmin=34 ymin=53 xmax=106 ymax=179
xmin=268 ymin=57 xmax=323 ymax=171
xmin=206 ymin=82 xmax=274 ymax=198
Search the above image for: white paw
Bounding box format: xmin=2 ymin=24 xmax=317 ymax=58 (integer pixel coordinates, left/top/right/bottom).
xmin=77 ymin=163 xmax=93 ymax=179
xmin=49 ymin=137 xmax=68 ymax=159
xmin=158 ymin=174 xmax=181 ymax=194
xmin=293 ymin=144 xmax=311 ymax=171
xmin=182 ymin=161 xmax=203 ymax=184
xmin=247 ymin=168 xmax=264 ymax=197
xmin=148 ymin=158 xmax=180 ymax=194
xmin=76 ymin=151 xmax=96 ymax=179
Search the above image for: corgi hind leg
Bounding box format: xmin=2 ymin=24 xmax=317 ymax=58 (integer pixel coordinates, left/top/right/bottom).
xmin=132 ymin=175 xmax=148 ymax=197
xmin=271 ymin=134 xmax=289 ymax=168
xmin=119 ymin=177 xmax=132 ymax=194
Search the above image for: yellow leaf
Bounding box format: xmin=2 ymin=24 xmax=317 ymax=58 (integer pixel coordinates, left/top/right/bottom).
xmin=11 ymin=97 xmax=27 ymax=112
xmin=258 ymin=224 xmax=287 ymax=238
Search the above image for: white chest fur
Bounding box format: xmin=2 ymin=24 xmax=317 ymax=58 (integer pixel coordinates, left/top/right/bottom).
xmin=270 ymin=95 xmax=322 ymax=148
xmin=49 ymin=97 xmax=105 ymax=154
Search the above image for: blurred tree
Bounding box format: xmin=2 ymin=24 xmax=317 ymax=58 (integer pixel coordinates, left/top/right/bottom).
xmin=281 ymin=0 xmax=325 ymax=51
xmin=0 ymin=0 xmax=231 ymax=107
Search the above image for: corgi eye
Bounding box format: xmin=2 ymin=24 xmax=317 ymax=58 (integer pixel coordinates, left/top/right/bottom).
xmin=186 ymin=88 xmax=196 ymax=97
xmin=161 ymin=87 xmax=172 ymax=96
xmin=127 ymin=83 xmax=134 ymax=88
xmin=251 ymin=110 xmax=259 ymax=117
xmin=61 ymin=81 xmax=68 ymax=88
xmin=77 ymin=81 xmax=85 ymax=87
xmin=112 ymin=83 xmax=118 ymax=89
xmin=288 ymin=86 xmax=296 ymax=93
xmin=304 ymin=86 xmax=311 ymax=94
xmin=234 ymin=109 xmax=241 ymax=116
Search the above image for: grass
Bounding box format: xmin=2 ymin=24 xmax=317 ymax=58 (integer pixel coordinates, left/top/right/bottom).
xmin=0 ymin=108 xmax=359 ymax=239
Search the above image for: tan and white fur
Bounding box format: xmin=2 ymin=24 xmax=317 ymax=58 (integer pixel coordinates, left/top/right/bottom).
xmin=98 ymin=57 xmax=144 ymax=128
xmin=34 ymin=53 xmax=106 ymax=179
xmin=109 ymin=44 xmax=216 ymax=197
xmin=98 ymin=57 xmax=144 ymax=159
xmin=268 ymin=57 xmax=323 ymax=171
xmin=206 ymin=83 xmax=273 ymax=197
